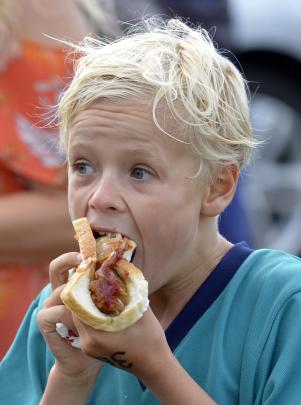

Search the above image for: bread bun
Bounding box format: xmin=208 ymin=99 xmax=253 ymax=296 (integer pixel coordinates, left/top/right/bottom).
xmin=60 ymin=218 xmax=149 ymax=331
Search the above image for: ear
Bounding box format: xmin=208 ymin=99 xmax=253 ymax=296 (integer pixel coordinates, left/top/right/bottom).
xmin=201 ymin=165 xmax=239 ymax=217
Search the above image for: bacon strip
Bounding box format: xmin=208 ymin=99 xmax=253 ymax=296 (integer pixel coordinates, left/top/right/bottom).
xmin=90 ymin=238 xmax=130 ymax=315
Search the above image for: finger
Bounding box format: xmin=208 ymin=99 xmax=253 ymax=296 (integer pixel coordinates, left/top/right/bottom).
xmin=72 ymin=316 xmax=106 ymax=358
xmin=44 ymin=285 xmax=66 ymax=309
xmin=72 ymin=316 xmax=117 ymax=360
xmin=72 ymin=315 xmax=102 ymax=341
xmin=38 ymin=305 xmax=71 ymax=333
xmin=38 ymin=305 xmax=78 ymax=340
xmin=38 ymin=306 xmax=78 ymax=354
xmin=49 ymin=252 xmax=82 ymax=290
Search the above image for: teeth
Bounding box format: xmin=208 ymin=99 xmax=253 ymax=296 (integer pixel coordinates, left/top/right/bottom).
xmin=97 ymin=232 xmax=122 ymax=239
xmin=108 ymin=233 xmax=122 ymax=239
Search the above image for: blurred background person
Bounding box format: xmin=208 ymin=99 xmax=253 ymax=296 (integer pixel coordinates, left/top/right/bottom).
xmin=228 ymin=0 xmax=301 ymax=257
xmin=0 ymin=0 xmax=120 ymax=359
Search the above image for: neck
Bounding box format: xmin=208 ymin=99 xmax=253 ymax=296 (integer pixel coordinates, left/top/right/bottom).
xmin=150 ymin=234 xmax=233 ymax=330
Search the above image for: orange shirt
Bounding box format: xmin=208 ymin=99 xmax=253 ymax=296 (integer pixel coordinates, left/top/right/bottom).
xmin=0 ymin=40 xmax=73 ymax=358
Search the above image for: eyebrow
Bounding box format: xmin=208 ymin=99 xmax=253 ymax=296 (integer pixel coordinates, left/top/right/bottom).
xmin=68 ymin=138 xmax=165 ymax=164
xmin=124 ymin=141 xmax=158 ymax=155
xmin=123 ymin=144 xmax=166 ymax=167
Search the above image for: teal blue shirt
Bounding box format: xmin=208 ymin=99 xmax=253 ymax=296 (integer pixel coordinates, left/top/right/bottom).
xmin=1 ymin=246 xmax=301 ymax=404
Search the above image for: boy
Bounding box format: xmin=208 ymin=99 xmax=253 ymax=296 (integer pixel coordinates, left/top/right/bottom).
xmin=1 ymin=18 xmax=301 ymax=404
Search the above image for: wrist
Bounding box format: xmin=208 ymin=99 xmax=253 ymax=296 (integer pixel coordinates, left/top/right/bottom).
xmin=41 ymin=364 xmax=100 ymax=405
xmin=138 ymin=353 xmax=216 ymax=405
xmin=52 ymin=362 xmax=100 ymax=389
xmin=137 ymin=346 xmax=175 ymax=387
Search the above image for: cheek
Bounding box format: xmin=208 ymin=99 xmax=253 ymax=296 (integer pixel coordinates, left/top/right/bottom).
xmin=67 ymin=177 xmax=88 ymax=220
xmin=67 ymin=180 xmax=75 ymax=219
xmin=146 ymin=214 xmax=197 ymax=261
xmin=137 ymin=194 xmax=200 ymax=273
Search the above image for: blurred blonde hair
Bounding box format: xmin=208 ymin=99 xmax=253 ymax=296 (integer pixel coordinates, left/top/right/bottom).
xmin=58 ymin=18 xmax=257 ymax=184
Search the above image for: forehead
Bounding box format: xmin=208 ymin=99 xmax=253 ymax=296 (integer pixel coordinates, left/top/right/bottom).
xmin=69 ymin=100 xmax=153 ymax=137
xmin=68 ymin=100 xmax=189 ymax=156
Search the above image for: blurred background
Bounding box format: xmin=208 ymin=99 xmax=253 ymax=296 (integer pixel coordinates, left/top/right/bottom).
xmin=114 ymin=0 xmax=301 ymax=257
xmin=1 ymin=0 xmax=300 ymax=359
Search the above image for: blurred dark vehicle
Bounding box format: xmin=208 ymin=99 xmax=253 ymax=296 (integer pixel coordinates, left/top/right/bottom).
xmin=156 ymin=0 xmax=301 ymax=255
xmin=153 ymin=0 xmax=232 ymax=48
xmin=229 ymin=0 xmax=301 ymax=255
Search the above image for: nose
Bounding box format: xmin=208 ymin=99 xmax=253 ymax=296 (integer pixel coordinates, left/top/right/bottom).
xmin=88 ymin=172 xmax=126 ymax=213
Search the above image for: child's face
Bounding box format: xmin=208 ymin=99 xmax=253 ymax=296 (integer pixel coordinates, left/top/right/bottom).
xmin=67 ymin=101 xmax=206 ymax=293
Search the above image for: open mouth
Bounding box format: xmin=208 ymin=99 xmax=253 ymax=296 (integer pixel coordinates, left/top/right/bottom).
xmin=92 ymin=230 xmax=137 ymax=264
xmin=93 ymin=231 xmax=122 ymax=240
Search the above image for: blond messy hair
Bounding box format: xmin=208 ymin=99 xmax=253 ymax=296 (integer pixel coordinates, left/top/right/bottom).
xmin=58 ymin=18 xmax=256 ymax=184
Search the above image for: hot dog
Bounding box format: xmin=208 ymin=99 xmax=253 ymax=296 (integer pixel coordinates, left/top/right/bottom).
xmin=60 ymin=218 xmax=149 ymax=331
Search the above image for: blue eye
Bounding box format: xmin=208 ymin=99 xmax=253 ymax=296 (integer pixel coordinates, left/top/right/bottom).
xmin=131 ymin=167 xmax=153 ymax=180
xmin=74 ymin=162 xmax=95 ymax=175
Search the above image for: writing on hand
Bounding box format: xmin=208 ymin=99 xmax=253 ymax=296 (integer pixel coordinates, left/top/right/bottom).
xmin=97 ymin=351 xmax=133 ymax=369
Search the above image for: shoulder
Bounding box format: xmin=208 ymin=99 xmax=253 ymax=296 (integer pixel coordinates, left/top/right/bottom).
xmin=246 ymin=248 xmax=301 ymax=271
xmin=230 ymin=249 xmax=301 ymax=351
xmin=220 ymin=249 xmax=301 ymax=342
xmin=237 ymin=251 xmax=301 ymax=403
xmin=236 ymin=248 xmax=301 ymax=297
